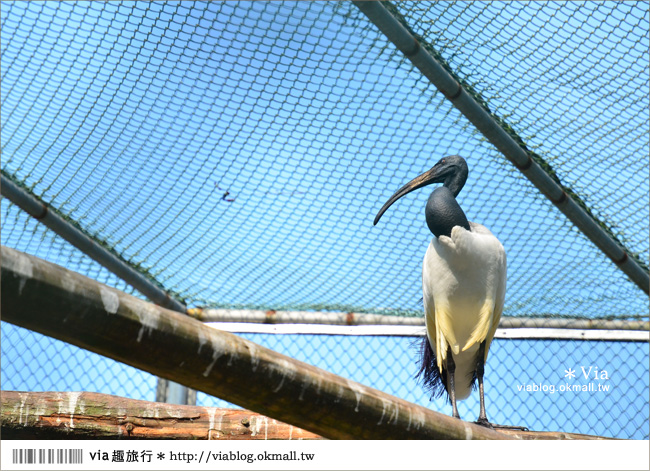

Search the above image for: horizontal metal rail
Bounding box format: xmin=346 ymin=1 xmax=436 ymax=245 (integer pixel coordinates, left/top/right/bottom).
xmin=206 ymin=322 xmax=649 ymax=342
xmin=189 ymin=307 xmax=648 ymax=331
xmin=188 ymin=307 xmax=424 ymax=325
xmin=353 ymin=0 xmax=649 ymax=295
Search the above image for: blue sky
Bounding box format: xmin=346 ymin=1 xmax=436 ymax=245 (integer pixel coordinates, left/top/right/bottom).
xmin=1 ymin=1 xmax=648 ymax=439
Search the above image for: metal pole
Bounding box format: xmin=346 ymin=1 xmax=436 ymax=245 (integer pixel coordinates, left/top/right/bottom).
xmin=190 ymin=307 xmax=649 ymax=331
xmin=188 ymin=307 xmax=424 ymax=325
xmin=352 ymin=1 xmax=649 ymax=295
xmin=203 ymin=322 xmax=648 ymax=341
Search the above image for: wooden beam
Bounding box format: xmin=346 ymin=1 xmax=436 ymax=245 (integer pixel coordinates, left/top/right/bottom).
xmin=495 ymin=428 xmax=611 ymax=440
xmin=0 ymin=390 xmax=612 ymax=440
xmin=1 ymin=391 xmax=321 ymax=439
xmin=0 ymin=246 xmax=511 ymax=440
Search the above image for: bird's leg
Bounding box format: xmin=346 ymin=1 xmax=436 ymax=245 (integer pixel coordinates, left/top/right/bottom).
xmin=474 ymin=341 xmax=529 ymax=431
xmin=446 ymin=347 xmax=460 ymax=420
xmin=475 ymin=341 xmax=491 ymax=428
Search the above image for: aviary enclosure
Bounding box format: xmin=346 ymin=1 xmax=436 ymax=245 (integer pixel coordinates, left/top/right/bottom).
xmin=1 ymin=1 xmax=648 ymax=440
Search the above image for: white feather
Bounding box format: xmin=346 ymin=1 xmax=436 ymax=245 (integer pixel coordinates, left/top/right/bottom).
xmin=423 ymin=222 xmax=506 ymax=400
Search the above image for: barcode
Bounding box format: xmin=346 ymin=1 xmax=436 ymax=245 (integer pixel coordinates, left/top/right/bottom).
xmin=12 ymin=449 xmax=83 ymax=465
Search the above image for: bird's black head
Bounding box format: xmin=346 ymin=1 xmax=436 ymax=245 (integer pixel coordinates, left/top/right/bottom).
xmin=373 ymin=155 xmax=469 ymax=228
xmin=427 ymin=155 xmax=468 ymax=197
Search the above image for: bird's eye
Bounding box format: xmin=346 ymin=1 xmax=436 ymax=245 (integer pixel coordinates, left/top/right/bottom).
xmin=441 ymin=159 xmax=446 ymax=164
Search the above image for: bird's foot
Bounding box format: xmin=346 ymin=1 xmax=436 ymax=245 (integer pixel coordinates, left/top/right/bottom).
xmin=474 ymin=418 xmax=529 ymax=431
xmin=474 ymin=417 xmax=494 ymax=429
xmin=493 ymin=424 xmax=529 ymax=431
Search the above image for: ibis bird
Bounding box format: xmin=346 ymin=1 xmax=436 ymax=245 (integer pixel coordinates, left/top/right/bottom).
xmin=374 ymin=155 xmax=505 ymax=427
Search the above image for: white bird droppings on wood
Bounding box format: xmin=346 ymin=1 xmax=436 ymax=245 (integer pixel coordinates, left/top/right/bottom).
xmin=12 ymin=253 xmax=33 ymax=295
xmin=346 ymin=379 xmax=365 ymax=412
xmin=135 ymin=303 xmax=160 ymax=342
xmin=247 ymin=341 xmax=260 ymax=372
xmin=18 ymin=393 xmax=28 ymax=426
xmin=68 ymin=392 xmax=82 ymax=428
xmin=202 ymin=329 xmax=227 ymax=377
xmin=99 ymin=287 xmax=119 ymax=314
xmin=408 ymin=407 xmax=425 ymax=431
xmin=272 ymin=359 xmax=296 ymax=393
xmin=464 ymin=423 xmax=473 ymax=440
xmin=377 ymin=398 xmax=400 ymax=426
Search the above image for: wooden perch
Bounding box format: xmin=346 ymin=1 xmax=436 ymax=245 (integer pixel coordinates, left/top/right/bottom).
xmin=1 ymin=246 xmax=613 ymax=440
xmin=1 ymin=391 xmax=321 ymax=440
xmin=1 ymin=245 xmax=510 ymax=440
xmin=0 ymin=390 xmax=609 ymax=441
xmin=495 ymin=428 xmax=610 ymax=440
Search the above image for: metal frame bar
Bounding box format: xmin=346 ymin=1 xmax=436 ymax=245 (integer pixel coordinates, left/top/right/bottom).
xmin=191 ymin=307 xmax=649 ymax=331
xmin=206 ymin=322 xmax=649 ymax=342
xmin=352 ymin=1 xmax=649 ymax=295
xmin=188 ymin=308 xmax=424 ymax=325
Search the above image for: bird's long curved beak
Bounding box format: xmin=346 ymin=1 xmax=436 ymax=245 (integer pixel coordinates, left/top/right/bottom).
xmin=373 ymin=165 xmax=446 ymax=225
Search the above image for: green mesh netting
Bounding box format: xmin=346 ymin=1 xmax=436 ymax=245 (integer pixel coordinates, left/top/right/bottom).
xmin=1 ymin=1 xmax=648 ymax=319
xmin=2 ymin=0 xmax=649 ymax=441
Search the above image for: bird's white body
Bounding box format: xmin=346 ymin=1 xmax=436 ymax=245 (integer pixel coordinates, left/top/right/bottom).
xmin=423 ymin=222 xmax=506 ymax=400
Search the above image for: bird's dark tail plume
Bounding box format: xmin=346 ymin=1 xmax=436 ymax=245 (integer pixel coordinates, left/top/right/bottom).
xmin=415 ymin=337 xmax=479 ymax=401
xmin=415 ymin=337 xmax=448 ymax=400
